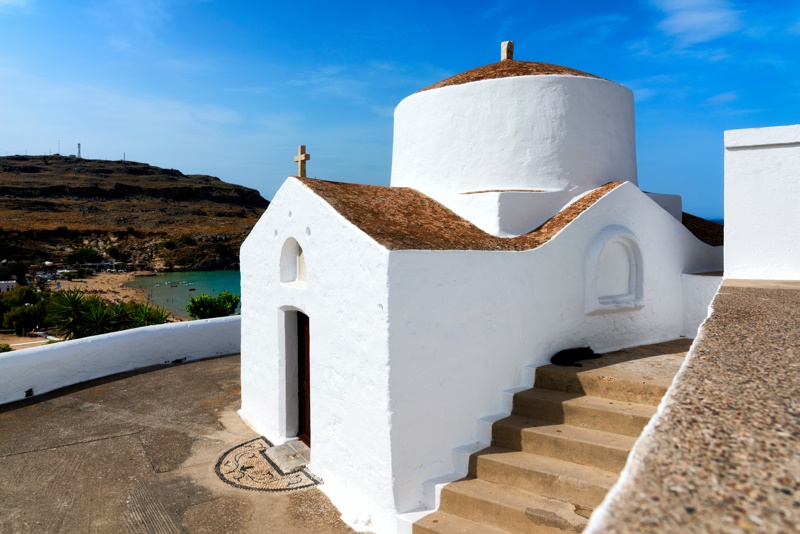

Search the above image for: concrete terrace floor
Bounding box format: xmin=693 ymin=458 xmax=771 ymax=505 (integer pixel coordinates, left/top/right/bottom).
xmin=0 ymin=355 xmax=356 ymax=534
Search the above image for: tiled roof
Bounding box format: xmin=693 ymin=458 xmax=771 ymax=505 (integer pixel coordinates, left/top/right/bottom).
xmin=418 ymin=60 xmax=603 ymax=93
xmin=682 ymin=212 xmax=724 ymax=246
xmin=297 ymin=177 xmax=622 ymax=251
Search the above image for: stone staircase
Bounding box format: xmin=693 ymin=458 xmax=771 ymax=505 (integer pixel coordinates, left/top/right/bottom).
xmin=413 ymin=339 xmax=689 ymax=534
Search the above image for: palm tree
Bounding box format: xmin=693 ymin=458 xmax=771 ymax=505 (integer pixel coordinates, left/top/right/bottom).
xmin=50 ymin=288 xmax=87 ymax=339
xmin=107 ymin=302 xmax=132 ymax=331
xmin=130 ymin=302 xmax=171 ymax=327
xmin=81 ymin=301 xmax=116 ymax=337
xmin=50 ymin=289 xmax=171 ymax=339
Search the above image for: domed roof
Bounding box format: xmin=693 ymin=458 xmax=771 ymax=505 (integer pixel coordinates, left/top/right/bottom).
xmin=418 ymin=59 xmax=603 ymax=93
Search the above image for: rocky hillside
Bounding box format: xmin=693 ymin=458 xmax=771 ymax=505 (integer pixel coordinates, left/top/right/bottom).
xmin=0 ymin=155 xmax=269 ymax=270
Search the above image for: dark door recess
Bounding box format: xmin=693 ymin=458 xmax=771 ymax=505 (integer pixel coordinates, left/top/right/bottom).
xmin=297 ymin=312 xmax=311 ymax=447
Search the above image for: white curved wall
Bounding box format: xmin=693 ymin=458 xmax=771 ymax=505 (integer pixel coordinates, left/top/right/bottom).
xmin=391 ymin=75 xmax=637 ymax=197
xmin=0 ymin=316 xmax=240 ymax=405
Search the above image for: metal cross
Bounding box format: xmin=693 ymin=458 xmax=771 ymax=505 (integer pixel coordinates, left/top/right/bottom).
xmin=294 ymin=145 xmax=311 ymax=178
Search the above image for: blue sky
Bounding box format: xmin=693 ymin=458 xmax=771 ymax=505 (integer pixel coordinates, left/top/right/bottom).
xmin=1 ymin=1 xmax=799 ymax=219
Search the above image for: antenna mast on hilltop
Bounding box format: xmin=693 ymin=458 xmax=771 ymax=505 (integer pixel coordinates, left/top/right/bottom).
xmin=77 ymin=143 xmax=81 ymax=159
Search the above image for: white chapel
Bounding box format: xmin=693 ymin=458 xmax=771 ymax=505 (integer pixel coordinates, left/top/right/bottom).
xmin=239 ymin=43 xmax=723 ymax=533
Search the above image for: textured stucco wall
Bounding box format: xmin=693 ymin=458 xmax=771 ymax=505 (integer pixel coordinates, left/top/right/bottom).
xmin=239 ymin=177 xmax=396 ymax=533
xmin=725 ymin=124 xmax=800 ymax=280
xmin=385 ymin=183 xmax=722 ymax=517
xmin=0 ymin=316 xmax=240 ymax=405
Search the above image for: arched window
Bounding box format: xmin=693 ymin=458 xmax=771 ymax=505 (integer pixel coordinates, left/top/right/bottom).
xmin=585 ymin=226 xmax=642 ymax=314
xmin=597 ymin=240 xmax=633 ymax=300
xmin=280 ymin=238 xmax=306 ymax=286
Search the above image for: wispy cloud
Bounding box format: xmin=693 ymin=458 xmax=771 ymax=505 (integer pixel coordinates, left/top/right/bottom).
xmin=621 ymin=74 xmax=680 ymax=103
xmin=369 ymin=61 xmax=401 ymax=72
xmin=0 ymin=0 xmax=31 ymax=13
xmin=705 ymin=91 xmax=737 ymax=105
xmin=626 ymin=37 xmax=730 ymax=62
xmin=652 ymin=0 xmax=742 ymax=45
xmin=480 ymin=0 xmax=512 ymax=19
xmin=286 ymin=65 xmax=366 ymax=103
xmin=108 ymin=36 xmax=131 ymax=51
xmin=534 ymin=13 xmax=628 ymax=44
xmin=157 ymin=57 xmax=216 ymax=75
xmin=224 ymin=85 xmax=274 ymax=95
xmin=112 ymin=0 xmax=170 ymax=36
xmin=370 ymin=105 xmax=395 ymax=118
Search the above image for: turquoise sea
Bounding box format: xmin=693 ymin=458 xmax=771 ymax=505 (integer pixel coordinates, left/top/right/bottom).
xmin=125 ymin=271 xmax=241 ymax=318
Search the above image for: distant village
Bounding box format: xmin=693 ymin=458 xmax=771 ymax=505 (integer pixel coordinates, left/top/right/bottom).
xmin=1 ymin=258 xmax=133 ymax=293
xmin=0 ymin=257 xmax=158 ymax=348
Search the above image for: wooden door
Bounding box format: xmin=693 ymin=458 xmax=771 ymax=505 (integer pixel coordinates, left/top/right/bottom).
xmin=297 ymin=312 xmax=311 ymax=446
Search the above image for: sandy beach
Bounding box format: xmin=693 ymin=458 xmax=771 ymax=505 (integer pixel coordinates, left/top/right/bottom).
xmin=0 ymin=333 xmax=51 ymax=351
xmin=58 ymin=271 xmax=153 ymax=305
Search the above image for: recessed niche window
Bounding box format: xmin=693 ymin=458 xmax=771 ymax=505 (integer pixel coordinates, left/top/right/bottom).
xmin=280 ymin=238 xmax=306 ymax=286
xmin=585 ymin=226 xmax=643 ymax=315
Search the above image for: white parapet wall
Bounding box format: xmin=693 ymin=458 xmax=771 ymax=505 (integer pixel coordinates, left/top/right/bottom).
xmin=0 ymin=316 xmax=241 ymax=405
xmin=725 ymin=125 xmax=800 ymax=280
xmin=681 ymin=273 xmax=723 ymax=337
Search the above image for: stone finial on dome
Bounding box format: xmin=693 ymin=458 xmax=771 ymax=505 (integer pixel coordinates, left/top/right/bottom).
xmin=501 ymin=41 xmax=514 ymax=61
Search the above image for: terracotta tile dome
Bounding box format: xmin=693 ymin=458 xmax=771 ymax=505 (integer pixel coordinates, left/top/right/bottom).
xmin=418 ymin=60 xmax=603 ymax=93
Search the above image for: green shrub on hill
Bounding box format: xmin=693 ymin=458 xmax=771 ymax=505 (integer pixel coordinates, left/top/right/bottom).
xmin=106 ymin=246 xmax=128 ymax=260
xmin=0 ymin=344 xmax=12 ymax=353
xmin=67 ymin=248 xmax=103 ymax=265
xmin=0 ymin=285 xmax=51 ymax=335
xmin=0 ymin=261 xmax=29 ymax=284
xmin=3 ymin=305 xmax=46 ymax=336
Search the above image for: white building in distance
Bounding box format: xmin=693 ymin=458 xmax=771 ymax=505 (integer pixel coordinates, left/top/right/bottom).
xmin=724 ymin=124 xmax=800 ymax=280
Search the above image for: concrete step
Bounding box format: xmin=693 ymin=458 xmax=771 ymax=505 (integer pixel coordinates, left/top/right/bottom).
xmin=531 ymin=339 xmax=689 ymax=406
xmin=492 ymin=415 xmax=635 ymax=473
xmin=468 ymin=445 xmax=616 ymax=509
xmin=512 ymin=388 xmax=656 ymax=437
xmin=413 ymin=510 xmax=509 ymax=534
xmin=411 ymin=340 xmax=690 ymax=533
xmin=438 ymin=477 xmax=589 ymax=533
xmin=533 ymin=364 xmax=669 ymax=406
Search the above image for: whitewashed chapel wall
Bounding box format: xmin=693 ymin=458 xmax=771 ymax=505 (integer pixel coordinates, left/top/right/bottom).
xmin=385 ymin=183 xmax=722 ymax=516
xmin=239 ymin=177 xmax=396 ymax=533
xmin=725 ymin=124 xmax=800 ymax=280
